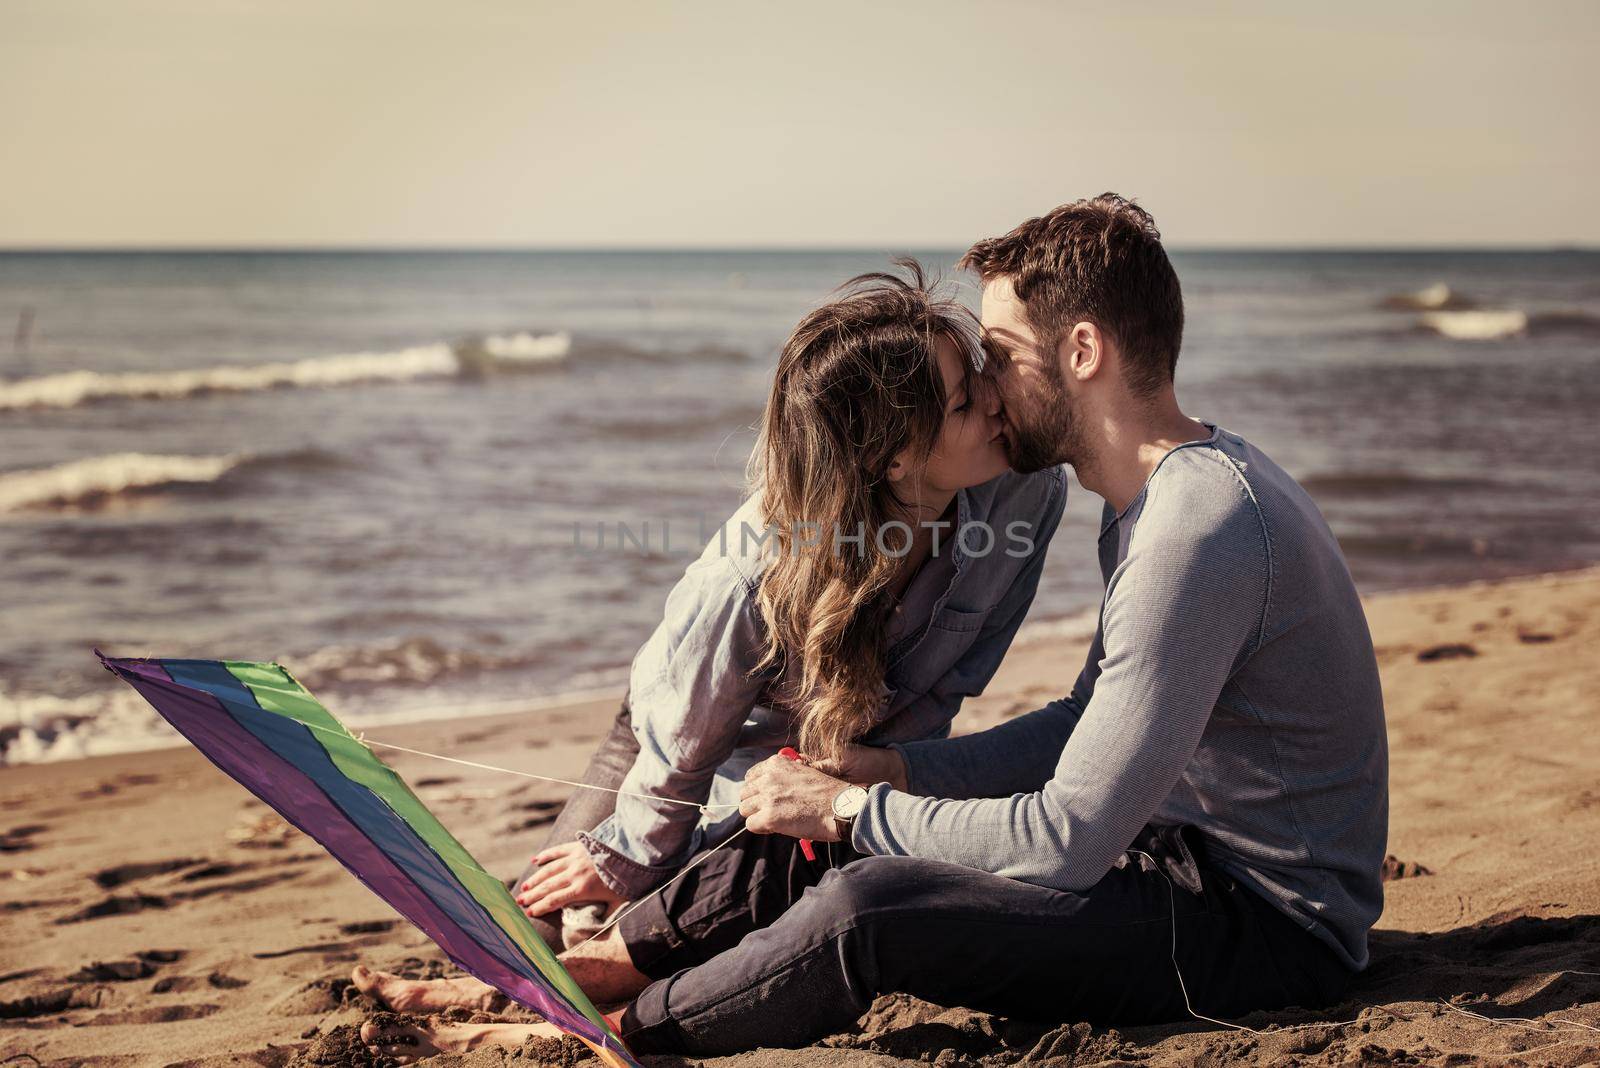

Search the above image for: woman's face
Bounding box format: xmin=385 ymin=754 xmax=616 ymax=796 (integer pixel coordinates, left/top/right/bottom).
xmin=893 ymin=333 xmax=1012 ymax=499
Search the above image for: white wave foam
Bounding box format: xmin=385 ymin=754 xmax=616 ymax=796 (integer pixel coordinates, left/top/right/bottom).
xmin=0 ymin=686 xmax=179 ymax=765
xmin=1420 ymin=309 xmax=1529 ymax=341
xmin=0 ymin=671 xmax=627 ymax=767
xmin=0 ymin=344 xmax=456 ymax=411
xmin=481 ymin=330 xmax=572 ymax=363
xmin=0 ymin=452 xmax=245 ymax=512
xmin=1381 ymin=282 xmax=1474 ymax=311
xmin=0 ymin=332 xmax=571 ymax=411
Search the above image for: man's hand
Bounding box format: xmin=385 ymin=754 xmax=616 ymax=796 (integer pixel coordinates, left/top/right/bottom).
xmin=812 ymin=744 xmax=909 ymax=792
xmin=740 ymin=755 xmax=850 ymax=842
xmin=514 ymin=841 xmax=626 ymax=919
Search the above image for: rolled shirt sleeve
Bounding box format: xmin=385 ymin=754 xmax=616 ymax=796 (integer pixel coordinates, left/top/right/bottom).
xmin=579 ymin=555 xmax=769 ymax=898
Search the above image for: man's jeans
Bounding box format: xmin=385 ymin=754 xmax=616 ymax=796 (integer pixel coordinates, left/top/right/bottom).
xmin=616 ymin=824 xmax=1352 ymax=1056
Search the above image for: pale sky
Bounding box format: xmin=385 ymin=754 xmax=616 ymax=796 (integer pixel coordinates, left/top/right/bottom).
xmin=2 ymin=0 xmax=1596 ymax=248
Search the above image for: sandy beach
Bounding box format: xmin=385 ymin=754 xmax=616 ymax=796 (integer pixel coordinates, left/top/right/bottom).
xmin=4 ymin=566 xmax=1599 ymax=1067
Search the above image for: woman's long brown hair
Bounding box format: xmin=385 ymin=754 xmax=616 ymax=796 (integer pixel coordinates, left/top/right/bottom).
xmin=750 ymin=260 xmax=983 ymax=762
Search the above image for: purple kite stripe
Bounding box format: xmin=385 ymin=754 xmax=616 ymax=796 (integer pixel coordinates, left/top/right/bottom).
xmin=162 ymin=658 xmax=586 ymax=1025
xmin=110 ymin=661 xmax=613 ymax=1047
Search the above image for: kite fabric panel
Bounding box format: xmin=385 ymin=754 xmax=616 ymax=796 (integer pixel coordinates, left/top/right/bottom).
xmin=98 ymin=652 xmax=637 ymax=1068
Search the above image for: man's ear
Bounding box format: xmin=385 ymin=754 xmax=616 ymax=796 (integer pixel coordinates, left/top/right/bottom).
xmin=1058 ymin=322 xmax=1104 ymax=383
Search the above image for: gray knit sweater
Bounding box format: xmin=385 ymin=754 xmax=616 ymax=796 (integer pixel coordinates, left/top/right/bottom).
xmin=853 ymin=424 xmax=1389 ymax=970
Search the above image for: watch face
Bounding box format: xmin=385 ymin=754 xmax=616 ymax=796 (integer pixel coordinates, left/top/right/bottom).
xmin=832 ymin=785 xmax=868 ymax=820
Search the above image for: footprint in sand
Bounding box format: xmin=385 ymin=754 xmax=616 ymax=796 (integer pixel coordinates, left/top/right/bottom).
xmin=139 ymin=949 xmax=184 ymax=964
xmin=252 ymin=940 xmax=358 ymax=960
xmin=57 ymin=870 xmax=308 ymax=924
xmin=507 ymin=799 xmax=562 ymax=832
xmin=68 ymin=959 xmax=156 ymax=982
xmin=0 ymin=987 xmax=105 ymax=1020
xmin=178 ymin=871 xmax=308 ymax=902
xmin=93 ymin=857 xmax=209 ymax=889
xmin=0 ymin=823 xmax=49 ymax=853
xmin=1416 ymin=643 xmax=1478 ymax=662
xmin=3 ymin=896 xmax=72 ymax=913
xmin=178 ymin=860 xmax=254 ymax=881
xmin=82 ymin=1003 xmax=221 ymax=1026
xmin=56 ymin=892 xmax=170 ymax=924
xmin=269 ymin=976 xmax=361 ymax=1015
xmin=156 ymin=971 xmax=248 ymax=993
xmin=0 ymin=968 xmax=46 ymax=984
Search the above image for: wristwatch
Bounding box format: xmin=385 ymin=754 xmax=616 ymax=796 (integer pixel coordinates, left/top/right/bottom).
xmin=831 ymin=784 xmax=869 ymax=844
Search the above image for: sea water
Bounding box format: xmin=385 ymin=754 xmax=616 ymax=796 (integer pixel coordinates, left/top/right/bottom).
xmin=1 ymin=250 xmax=1596 ymax=762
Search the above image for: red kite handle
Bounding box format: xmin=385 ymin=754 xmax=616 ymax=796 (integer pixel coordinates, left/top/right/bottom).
xmin=778 ymin=747 xmax=818 ymax=862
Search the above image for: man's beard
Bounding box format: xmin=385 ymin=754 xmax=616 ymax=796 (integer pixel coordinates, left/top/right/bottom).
xmin=1004 ymin=358 xmax=1090 ymax=473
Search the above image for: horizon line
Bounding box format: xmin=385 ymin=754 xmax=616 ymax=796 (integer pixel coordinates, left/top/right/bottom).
xmin=0 ymin=242 xmax=1595 ymax=255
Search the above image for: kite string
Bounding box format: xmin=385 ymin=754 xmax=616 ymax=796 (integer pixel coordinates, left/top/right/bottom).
xmin=294 ymin=718 xmax=743 ymax=814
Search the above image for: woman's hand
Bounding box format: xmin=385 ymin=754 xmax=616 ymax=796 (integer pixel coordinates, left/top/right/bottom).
xmin=812 ymin=744 xmax=909 ymax=793
xmin=514 ymin=841 xmax=626 ymax=919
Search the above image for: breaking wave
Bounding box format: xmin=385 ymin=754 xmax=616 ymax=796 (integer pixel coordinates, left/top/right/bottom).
xmin=0 ymin=452 xmax=245 ymax=512
xmin=1379 ymin=283 xmax=1476 ymax=311
xmin=1416 ymin=309 xmax=1600 ymax=341
xmin=0 ymin=331 xmax=572 ymax=411
xmin=0 ymin=685 xmax=178 ymax=765
xmin=0 ymin=636 xmax=619 ymax=765
xmin=0 ymin=447 xmax=345 ymax=513
xmin=1418 ymin=310 xmax=1529 ymax=341
xmin=286 ymin=636 xmax=550 ymax=691
xmin=1375 ymin=282 xmax=1600 ymax=341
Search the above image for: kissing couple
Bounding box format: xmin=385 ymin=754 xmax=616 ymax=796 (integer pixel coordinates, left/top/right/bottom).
xmin=353 ymin=193 xmax=1388 ymax=1060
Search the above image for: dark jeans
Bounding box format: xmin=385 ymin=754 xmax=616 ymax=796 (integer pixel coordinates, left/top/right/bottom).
xmin=616 ymin=824 xmax=1352 ymax=1056
xmin=511 ymin=700 xmax=639 ymax=951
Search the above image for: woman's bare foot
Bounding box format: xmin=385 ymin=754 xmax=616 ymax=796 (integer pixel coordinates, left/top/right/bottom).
xmin=360 ymin=1017 xmax=562 ymax=1064
xmin=351 ymin=964 xmax=507 ymax=1014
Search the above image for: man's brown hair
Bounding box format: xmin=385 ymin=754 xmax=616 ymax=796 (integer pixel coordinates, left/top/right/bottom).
xmin=959 ymin=193 xmax=1184 ymax=397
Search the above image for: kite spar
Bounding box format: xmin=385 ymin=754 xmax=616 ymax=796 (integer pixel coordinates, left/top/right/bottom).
xmin=99 ymin=653 xmax=638 ymax=1068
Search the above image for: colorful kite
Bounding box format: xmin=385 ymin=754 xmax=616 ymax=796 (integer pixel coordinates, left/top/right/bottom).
xmin=99 ymin=653 xmax=637 ymax=1068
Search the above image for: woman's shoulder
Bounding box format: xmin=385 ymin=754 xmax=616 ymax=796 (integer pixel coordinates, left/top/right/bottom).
xmin=683 ymin=492 xmax=775 ymax=595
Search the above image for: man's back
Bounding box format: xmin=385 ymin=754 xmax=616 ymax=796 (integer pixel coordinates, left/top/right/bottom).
xmin=1125 ymin=425 xmax=1389 ymax=968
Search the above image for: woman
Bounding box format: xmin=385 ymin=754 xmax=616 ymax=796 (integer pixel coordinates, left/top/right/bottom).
xmin=354 ymin=262 xmax=1065 ymax=1020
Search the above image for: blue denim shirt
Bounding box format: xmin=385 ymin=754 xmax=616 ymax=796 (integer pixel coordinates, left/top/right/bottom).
xmin=579 ymin=466 xmax=1068 ymax=897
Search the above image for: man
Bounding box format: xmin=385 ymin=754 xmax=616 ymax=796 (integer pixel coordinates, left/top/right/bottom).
xmin=357 ymin=194 xmax=1388 ymax=1061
